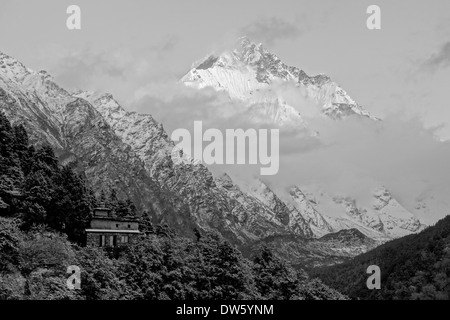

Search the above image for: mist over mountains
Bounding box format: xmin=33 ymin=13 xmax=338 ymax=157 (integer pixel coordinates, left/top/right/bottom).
xmin=1 ymin=36 xmax=449 ymax=267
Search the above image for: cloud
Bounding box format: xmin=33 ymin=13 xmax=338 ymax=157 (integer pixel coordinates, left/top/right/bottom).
xmin=131 ymin=79 xmax=450 ymax=224
xmin=130 ymin=82 xmax=267 ymax=133
xmin=0 ymin=0 xmax=12 ymax=19
xmin=238 ymin=17 xmax=305 ymax=46
xmin=34 ymin=36 xmax=181 ymax=104
xmin=52 ymin=49 xmax=127 ymax=89
xmin=270 ymin=114 xmax=450 ymax=223
xmin=423 ymin=41 xmax=450 ymax=69
xmin=130 ymin=79 xmax=316 ymax=136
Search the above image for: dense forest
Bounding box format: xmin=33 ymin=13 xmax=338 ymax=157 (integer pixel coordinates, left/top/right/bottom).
xmin=0 ymin=111 xmax=346 ymax=300
xmin=312 ymin=215 xmax=450 ymax=300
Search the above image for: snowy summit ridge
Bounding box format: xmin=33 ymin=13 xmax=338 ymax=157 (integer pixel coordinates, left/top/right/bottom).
xmin=182 ymin=36 xmax=377 ymax=122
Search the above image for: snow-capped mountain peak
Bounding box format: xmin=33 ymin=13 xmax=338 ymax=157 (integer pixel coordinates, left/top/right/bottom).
xmin=182 ymin=37 xmax=378 ymax=123
xmin=0 ymin=51 xmax=34 ymax=84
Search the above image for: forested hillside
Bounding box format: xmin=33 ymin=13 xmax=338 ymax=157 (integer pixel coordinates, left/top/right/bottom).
xmin=312 ymin=215 xmax=450 ymax=300
xmin=0 ymin=111 xmax=136 ymax=244
xmin=0 ymin=112 xmax=346 ymax=300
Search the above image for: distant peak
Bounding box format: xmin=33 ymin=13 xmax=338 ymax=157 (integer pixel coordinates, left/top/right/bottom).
xmin=0 ymin=51 xmax=13 ymax=61
xmin=0 ymin=50 xmax=34 ymax=83
xmin=236 ymin=36 xmax=262 ymax=48
xmin=189 ymin=37 xmax=277 ymax=74
xmin=235 ymin=36 xmax=265 ymax=57
xmin=234 ymin=35 xmax=251 ymax=45
xmin=182 ymin=37 xmax=375 ymax=120
xmin=0 ymin=50 xmax=23 ymax=65
xmin=38 ymin=70 xmax=54 ymax=82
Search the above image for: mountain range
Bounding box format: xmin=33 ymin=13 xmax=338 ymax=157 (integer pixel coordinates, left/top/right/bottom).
xmin=0 ymin=37 xmax=433 ymax=266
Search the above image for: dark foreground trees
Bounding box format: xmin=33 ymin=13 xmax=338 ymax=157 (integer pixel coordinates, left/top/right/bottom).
xmin=0 ymin=216 xmax=346 ymax=300
xmin=312 ymin=216 xmax=450 ymax=300
xmin=0 ymin=112 xmax=93 ymax=244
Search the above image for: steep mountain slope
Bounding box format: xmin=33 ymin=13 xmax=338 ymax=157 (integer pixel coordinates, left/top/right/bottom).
xmin=0 ymin=51 xmax=195 ymax=236
xmin=311 ymin=215 xmax=450 ymax=300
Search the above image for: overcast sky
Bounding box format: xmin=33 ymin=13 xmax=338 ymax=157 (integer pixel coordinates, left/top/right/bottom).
xmin=1 ymin=0 xmax=449 ymax=137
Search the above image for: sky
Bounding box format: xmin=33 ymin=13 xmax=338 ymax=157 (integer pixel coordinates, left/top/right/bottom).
xmin=1 ymin=0 xmax=450 ymax=223
xmin=1 ymin=0 xmax=450 ymax=136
